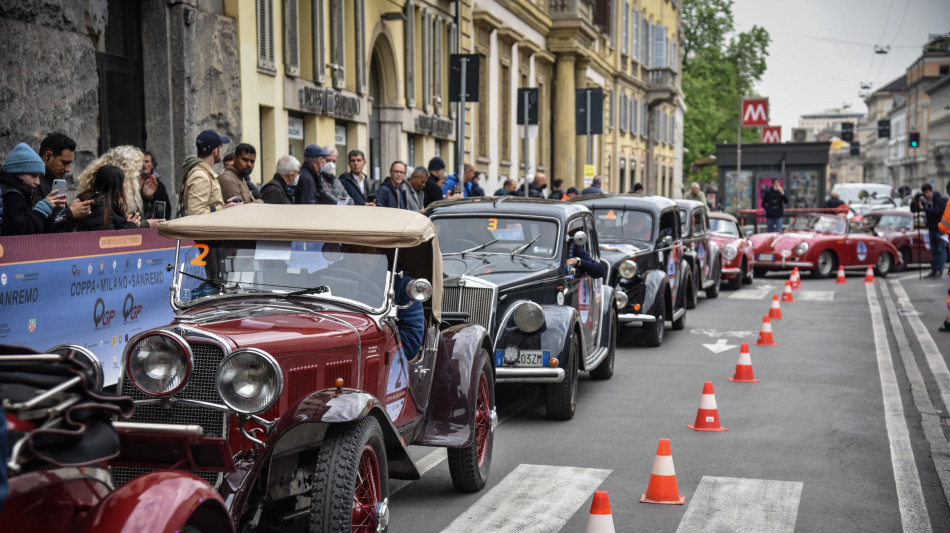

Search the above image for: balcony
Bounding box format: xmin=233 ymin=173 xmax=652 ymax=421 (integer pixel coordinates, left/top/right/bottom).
xmin=647 ymin=67 xmax=678 ymax=106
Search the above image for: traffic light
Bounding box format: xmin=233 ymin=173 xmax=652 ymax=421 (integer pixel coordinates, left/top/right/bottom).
xmin=850 ymin=141 xmax=860 ymax=156
xmin=909 ymin=132 xmax=920 ymax=148
xmin=841 ymin=122 xmax=854 ymax=142
xmin=877 ymin=119 xmax=890 ymax=139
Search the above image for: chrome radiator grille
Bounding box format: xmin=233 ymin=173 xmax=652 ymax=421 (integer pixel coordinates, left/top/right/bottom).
xmin=112 ymin=342 xmax=227 ymax=487
xmin=443 ymin=286 xmax=494 ymax=331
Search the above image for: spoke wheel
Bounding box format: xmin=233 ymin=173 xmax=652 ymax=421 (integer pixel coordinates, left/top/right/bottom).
xmin=310 ymin=417 xmax=389 ymax=533
xmin=545 ymin=334 xmax=579 ymax=420
xmin=448 ymin=349 xmax=494 ymax=492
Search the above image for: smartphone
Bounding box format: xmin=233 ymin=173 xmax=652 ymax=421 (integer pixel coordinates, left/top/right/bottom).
xmin=154 ymin=200 xmax=167 ymax=218
xmin=52 ymin=178 xmax=67 ymax=194
xmin=367 ymin=194 xmax=376 ymax=204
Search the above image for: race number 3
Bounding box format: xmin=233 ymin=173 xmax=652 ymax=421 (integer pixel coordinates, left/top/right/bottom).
xmin=191 ymin=244 xmax=210 ymax=266
xmin=487 ymin=218 xmax=498 ymax=231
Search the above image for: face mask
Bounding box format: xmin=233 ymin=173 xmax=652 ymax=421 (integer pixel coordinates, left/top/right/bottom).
xmin=292 ymin=172 xmax=301 ymax=186
xmin=322 ymin=162 xmax=336 ymax=175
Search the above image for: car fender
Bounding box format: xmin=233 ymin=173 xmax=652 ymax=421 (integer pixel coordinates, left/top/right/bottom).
xmin=78 ymin=471 xmax=233 ymax=533
xmin=642 ymin=269 xmax=668 ymax=317
xmin=593 ymin=283 xmax=616 ymax=357
xmin=492 ymin=304 xmax=581 ymax=372
xmin=414 ymin=323 xmax=489 ymax=448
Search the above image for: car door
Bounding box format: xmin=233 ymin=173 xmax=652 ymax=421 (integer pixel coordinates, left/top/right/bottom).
xmin=694 ymin=209 xmax=711 ymax=283
xmin=584 ymin=214 xmax=604 ymax=356
xmin=657 ymin=208 xmax=681 ymax=301
xmin=565 ymin=217 xmax=597 ymax=353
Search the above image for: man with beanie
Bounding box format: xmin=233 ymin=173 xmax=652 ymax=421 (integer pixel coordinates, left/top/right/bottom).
xmin=424 ymin=156 xmax=447 ymax=207
xmin=1 ymin=143 xmax=67 ymax=235
xmin=296 ymin=144 xmax=326 ymax=204
xmin=318 ymin=145 xmax=351 ymax=205
xmin=180 ymin=130 xmax=240 ymax=216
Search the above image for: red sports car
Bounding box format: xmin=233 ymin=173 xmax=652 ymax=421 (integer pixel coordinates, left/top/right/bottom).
xmin=854 ymin=209 xmax=932 ymax=269
xmin=750 ymin=213 xmax=902 ymax=278
xmin=708 ymin=212 xmax=755 ymax=290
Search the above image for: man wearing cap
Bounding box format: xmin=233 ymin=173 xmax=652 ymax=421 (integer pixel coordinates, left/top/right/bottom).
xmin=180 ymin=130 xmax=239 ymax=216
xmin=296 ymin=144 xmax=327 ymax=204
xmin=424 ymin=156 xmax=447 ymax=207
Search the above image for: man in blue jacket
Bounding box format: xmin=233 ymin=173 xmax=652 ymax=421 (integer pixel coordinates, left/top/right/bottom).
xmin=912 ymin=183 xmax=949 ymax=279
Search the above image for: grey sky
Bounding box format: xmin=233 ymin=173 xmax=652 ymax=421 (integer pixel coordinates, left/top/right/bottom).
xmin=731 ymin=0 xmax=950 ymax=137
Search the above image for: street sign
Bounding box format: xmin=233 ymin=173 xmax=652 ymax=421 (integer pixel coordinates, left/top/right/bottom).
xmin=877 ymin=119 xmax=890 ymax=139
xmin=841 ymin=122 xmax=854 ymax=142
xmin=516 ymin=88 xmax=539 ymax=125
xmin=761 ymin=126 xmax=781 ymax=143
xmin=575 ymin=88 xmax=604 ymax=135
xmin=741 ymin=99 xmax=769 ymax=126
xmin=449 ymin=54 xmax=479 ymax=102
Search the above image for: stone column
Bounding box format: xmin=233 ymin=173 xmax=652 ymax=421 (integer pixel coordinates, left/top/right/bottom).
xmin=574 ymin=58 xmax=589 ymax=189
xmin=554 ymin=53 xmax=576 ymax=190
xmin=378 ymin=105 xmax=405 ymax=173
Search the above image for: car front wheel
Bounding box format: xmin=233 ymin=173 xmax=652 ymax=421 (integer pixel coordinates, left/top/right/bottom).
xmin=448 ymin=348 xmax=494 ymax=492
xmin=727 ymin=260 xmax=743 ymax=290
xmin=875 ymin=252 xmax=892 ymax=278
xmin=705 ymin=264 xmax=721 ymax=298
xmin=309 ymin=417 xmax=389 ymax=533
xmin=814 ymin=250 xmax=837 ymax=278
xmin=644 ymin=311 xmax=664 ymax=347
xmin=545 ymin=333 xmax=579 ymax=420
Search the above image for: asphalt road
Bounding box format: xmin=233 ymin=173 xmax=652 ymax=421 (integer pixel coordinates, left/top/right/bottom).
xmin=388 ymin=268 xmax=950 ymax=532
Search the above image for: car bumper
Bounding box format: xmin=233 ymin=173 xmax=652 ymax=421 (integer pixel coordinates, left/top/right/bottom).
xmin=755 ymin=260 xmax=813 ymax=270
xmin=495 ymin=366 xmax=565 ymax=384
xmin=618 ymin=312 xmax=657 ymax=324
xmin=721 ymin=266 xmax=741 ymax=278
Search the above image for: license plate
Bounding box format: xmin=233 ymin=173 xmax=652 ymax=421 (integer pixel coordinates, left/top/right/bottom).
xmin=758 ymin=253 xmax=774 ymax=261
xmin=494 ymin=349 xmax=550 ymax=367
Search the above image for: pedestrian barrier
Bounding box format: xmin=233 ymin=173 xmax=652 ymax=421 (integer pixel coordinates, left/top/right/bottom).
xmin=836 ymin=266 xmax=847 ymax=284
xmin=640 ymin=439 xmax=686 ymax=504
xmin=728 ymin=343 xmax=759 ymax=383
xmin=756 ymin=315 xmax=778 ymax=346
xmin=584 ymin=490 xmax=616 ymax=533
xmin=790 ymin=267 xmax=802 ymax=290
xmin=769 ymin=294 xmax=783 ymax=320
xmin=781 ymin=280 xmax=795 ymax=303
xmin=688 ymin=381 xmax=728 ymax=431
xmin=864 ymin=265 xmax=875 ymax=283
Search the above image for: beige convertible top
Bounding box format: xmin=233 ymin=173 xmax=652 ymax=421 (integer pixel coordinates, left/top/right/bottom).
xmin=159 ymin=204 xmax=443 ymax=319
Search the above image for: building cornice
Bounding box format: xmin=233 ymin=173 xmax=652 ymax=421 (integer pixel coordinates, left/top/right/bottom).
xmin=494 ymin=0 xmax=552 ymax=36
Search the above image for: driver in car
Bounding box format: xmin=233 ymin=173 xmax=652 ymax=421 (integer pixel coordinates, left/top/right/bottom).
xmin=565 ymin=229 xmax=605 ymax=279
xmin=625 ymin=213 xmax=651 ymax=241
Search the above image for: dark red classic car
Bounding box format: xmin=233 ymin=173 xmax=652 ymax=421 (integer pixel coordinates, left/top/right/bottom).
xmin=750 ymin=213 xmax=902 ymax=278
xmin=708 ymin=212 xmax=755 ymax=290
xmin=854 ymin=209 xmax=932 ymax=269
xmin=113 ymin=205 xmax=495 ymax=532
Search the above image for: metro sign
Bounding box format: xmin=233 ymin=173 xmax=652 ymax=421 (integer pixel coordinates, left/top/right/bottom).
xmin=761 ymin=126 xmax=781 ymax=143
xmin=741 ymin=99 xmax=769 ymax=126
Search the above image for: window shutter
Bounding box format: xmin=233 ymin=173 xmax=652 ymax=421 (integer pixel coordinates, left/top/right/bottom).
xmin=609 ymin=91 xmax=615 ymax=129
xmin=283 ymin=0 xmax=299 ymax=76
xmin=355 ymin=0 xmax=366 ymax=94
xmin=434 ymin=16 xmax=443 ymax=114
xmin=630 ymin=96 xmax=637 ymax=135
xmin=670 ymin=114 xmax=675 ymax=144
xmin=331 ymin=0 xmax=345 ymax=90
xmin=421 ymin=9 xmax=431 ymax=112
xmin=632 ymin=9 xmax=638 ymax=61
xmin=257 ymin=0 xmax=276 ymax=71
xmin=654 ymin=25 xmax=666 ymax=68
xmin=449 ymin=21 xmax=457 ymax=118
xmin=619 ymin=93 xmax=627 ymax=132
xmin=405 ymin=1 xmax=415 ymax=107
xmin=621 ymin=3 xmax=628 ymax=55
xmin=641 ymin=101 xmax=647 ymax=136
xmin=594 ymin=0 xmax=613 ymax=35
xmin=312 ymin=0 xmax=325 ymax=84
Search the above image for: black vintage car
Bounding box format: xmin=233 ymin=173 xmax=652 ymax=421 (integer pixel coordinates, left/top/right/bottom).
xmin=426 ymin=197 xmax=616 ymax=421
xmin=573 ymin=195 xmax=689 ymax=346
xmin=675 ymin=199 xmax=722 ymax=307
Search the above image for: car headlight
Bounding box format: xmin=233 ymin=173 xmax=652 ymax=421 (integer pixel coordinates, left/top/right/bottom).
xmin=618 ymin=259 xmax=638 ymax=279
xmin=126 ymin=332 xmax=193 ymax=396
xmin=722 ymin=244 xmax=738 ymax=261
xmin=48 ymin=344 xmax=104 ymax=392
xmin=513 ymin=301 xmax=544 ymax=333
xmin=614 ymin=291 xmax=629 ymax=310
xmin=216 ymin=348 xmax=283 ymax=415
xmin=794 ymin=242 xmax=809 ymax=257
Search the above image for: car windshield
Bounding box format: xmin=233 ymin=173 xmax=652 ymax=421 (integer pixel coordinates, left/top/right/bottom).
xmin=679 ymin=209 xmax=689 ymax=234
xmin=874 ymin=214 xmax=911 ymax=228
xmin=788 ymin=215 xmax=847 ymax=234
xmin=591 ymin=208 xmax=654 ymax=242
xmin=432 ymin=216 xmax=558 ymax=258
xmin=176 ymin=240 xmax=391 ymax=309
xmin=709 ymin=218 xmax=739 ymax=237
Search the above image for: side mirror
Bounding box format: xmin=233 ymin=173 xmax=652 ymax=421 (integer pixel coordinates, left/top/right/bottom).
xmin=659 ymin=236 xmax=674 ymax=249
xmin=570 ymin=230 xmax=588 ymax=248
xmin=406 ymin=278 xmax=433 ymax=302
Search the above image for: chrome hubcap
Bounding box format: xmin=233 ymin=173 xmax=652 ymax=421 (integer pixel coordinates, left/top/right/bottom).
xmin=375 ymin=499 xmax=390 ymax=532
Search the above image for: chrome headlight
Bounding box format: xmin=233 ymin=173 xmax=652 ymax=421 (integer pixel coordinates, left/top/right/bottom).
xmin=126 ymin=332 xmax=193 ymax=396
xmin=618 ymin=259 xmax=638 ymax=279
xmin=614 ymin=291 xmax=629 ymax=310
xmin=794 ymin=241 xmax=809 ymax=257
xmin=512 ymin=301 xmax=545 ymax=333
xmin=48 ymin=344 xmax=104 ymax=392
xmin=722 ymin=243 xmax=738 ymax=261
xmin=216 ymin=348 xmax=283 ymax=415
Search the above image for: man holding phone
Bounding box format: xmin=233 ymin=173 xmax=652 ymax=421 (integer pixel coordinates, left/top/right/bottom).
xmin=37 ymin=132 xmax=93 ymax=229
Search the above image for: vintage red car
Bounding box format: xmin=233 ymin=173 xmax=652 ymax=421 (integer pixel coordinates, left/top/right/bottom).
xmin=750 ymin=213 xmax=902 ymax=278
xmin=708 ymin=211 xmax=755 ymax=290
xmin=113 ymin=204 xmax=495 ymax=531
xmin=1 ymin=345 xmax=234 ymax=533
xmin=854 ymin=209 xmax=932 ymax=269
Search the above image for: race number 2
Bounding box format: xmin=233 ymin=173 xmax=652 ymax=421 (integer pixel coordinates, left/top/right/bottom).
xmin=191 ymin=244 xmax=210 ymax=266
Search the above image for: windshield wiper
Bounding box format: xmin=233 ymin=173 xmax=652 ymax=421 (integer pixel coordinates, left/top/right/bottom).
xmin=285 ymin=285 xmax=330 ymax=297
xmin=512 ymin=234 xmax=541 ymax=256
xmin=179 ymin=270 xmax=244 ymax=290
xmin=460 ymin=238 xmax=498 ymax=254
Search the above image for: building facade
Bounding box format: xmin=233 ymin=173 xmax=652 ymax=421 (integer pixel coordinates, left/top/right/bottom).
xmin=859 ymin=76 xmax=906 ymax=186
xmin=925 ymin=74 xmax=950 ymax=191
xmin=902 ymin=35 xmax=950 ymax=190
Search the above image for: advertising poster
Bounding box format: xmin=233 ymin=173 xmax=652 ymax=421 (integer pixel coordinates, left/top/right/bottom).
xmin=0 ymin=230 xmax=183 ymax=385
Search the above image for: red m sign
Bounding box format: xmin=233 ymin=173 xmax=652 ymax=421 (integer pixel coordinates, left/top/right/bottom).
xmin=742 ymin=99 xmax=769 ymax=126
xmin=761 ymin=126 xmax=781 ymax=143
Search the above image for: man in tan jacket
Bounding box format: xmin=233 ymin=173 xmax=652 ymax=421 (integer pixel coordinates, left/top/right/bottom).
xmin=179 ymin=130 xmax=240 ymax=216
xmin=218 ymin=143 xmax=262 ymax=204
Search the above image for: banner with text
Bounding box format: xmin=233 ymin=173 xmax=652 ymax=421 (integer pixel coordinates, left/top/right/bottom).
xmin=0 ymin=230 xmax=182 ymax=385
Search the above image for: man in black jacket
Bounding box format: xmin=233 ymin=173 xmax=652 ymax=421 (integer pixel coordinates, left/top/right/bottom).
xmin=423 ymin=156 xmax=446 ymax=207
xmin=261 ymin=155 xmax=299 ymax=204
xmin=911 ymin=183 xmax=948 ymax=278
xmin=761 ymin=178 xmax=788 ymax=232
xmin=140 ymin=151 xmax=172 ymax=219
xmin=37 ymin=132 xmax=92 ymax=229
xmin=295 ymin=144 xmax=326 ymax=204
xmin=339 ymin=149 xmax=377 ymax=205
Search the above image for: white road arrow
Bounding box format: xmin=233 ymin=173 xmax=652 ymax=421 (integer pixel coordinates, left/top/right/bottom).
xmin=703 ymin=338 xmax=738 ymax=354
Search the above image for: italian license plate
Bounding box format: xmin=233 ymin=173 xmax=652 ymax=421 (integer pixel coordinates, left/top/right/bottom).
xmin=758 ymin=253 xmax=774 ymax=261
xmin=518 ymin=350 xmax=545 ymax=366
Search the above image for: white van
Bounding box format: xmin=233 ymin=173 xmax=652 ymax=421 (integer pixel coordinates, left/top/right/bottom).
xmin=830 ymin=183 xmax=894 ymax=206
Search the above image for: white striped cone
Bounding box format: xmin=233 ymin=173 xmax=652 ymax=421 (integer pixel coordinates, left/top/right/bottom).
xmin=769 ymin=294 xmax=783 ymax=319
xmin=640 ymin=439 xmax=685 ymax=504
xmin=585 ymin=490 xmax=616 ymax=533
xmin=781 ymin=280 xmax=795 ymax=302
xmin=756 ymin=315 xmax=778 ymax=346
xmin=728 ymin=343 xmax=759 ymax=382
xmin=687 ymin=381 xmax=728 ymax=431
xmin=790 ymin=268 xmax=801 ymax=289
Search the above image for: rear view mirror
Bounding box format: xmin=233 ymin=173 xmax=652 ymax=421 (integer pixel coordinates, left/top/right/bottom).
xmin=659 ymin=236 xmax=674 ymax=249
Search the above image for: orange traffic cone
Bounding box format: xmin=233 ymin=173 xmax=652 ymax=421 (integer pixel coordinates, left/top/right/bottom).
xmin=756 ymin=315 xmax=778 ymax=346
xmin=687 ymin=381 xmax=728 ymax=431
xmin=864 ymin=265 xmax=875 ymax=283
xmin=585 ymin=490 xmax=616 ymax=533
xmin=836 ymin=266 xmax=847 ymax=284
xmin=728 ymin=343 xmax=760 ymax=383
xmin=790 ymin=268 xmax=802 ymax=290
xmin=640 ymin=439 xmax=686 ymax=504
xmin=769 ymin=294 xmax=783 ymax=320
xmin=781 ymin=280 xmax=795 ymax=303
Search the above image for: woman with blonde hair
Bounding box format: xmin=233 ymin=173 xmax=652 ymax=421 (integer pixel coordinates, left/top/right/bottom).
xmin=76 ymin=145 xmax=150 ymax=224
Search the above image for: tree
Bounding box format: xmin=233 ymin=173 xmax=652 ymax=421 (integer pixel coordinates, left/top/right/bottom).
xmin=682 ymin=0 xmax=771 ymax=183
